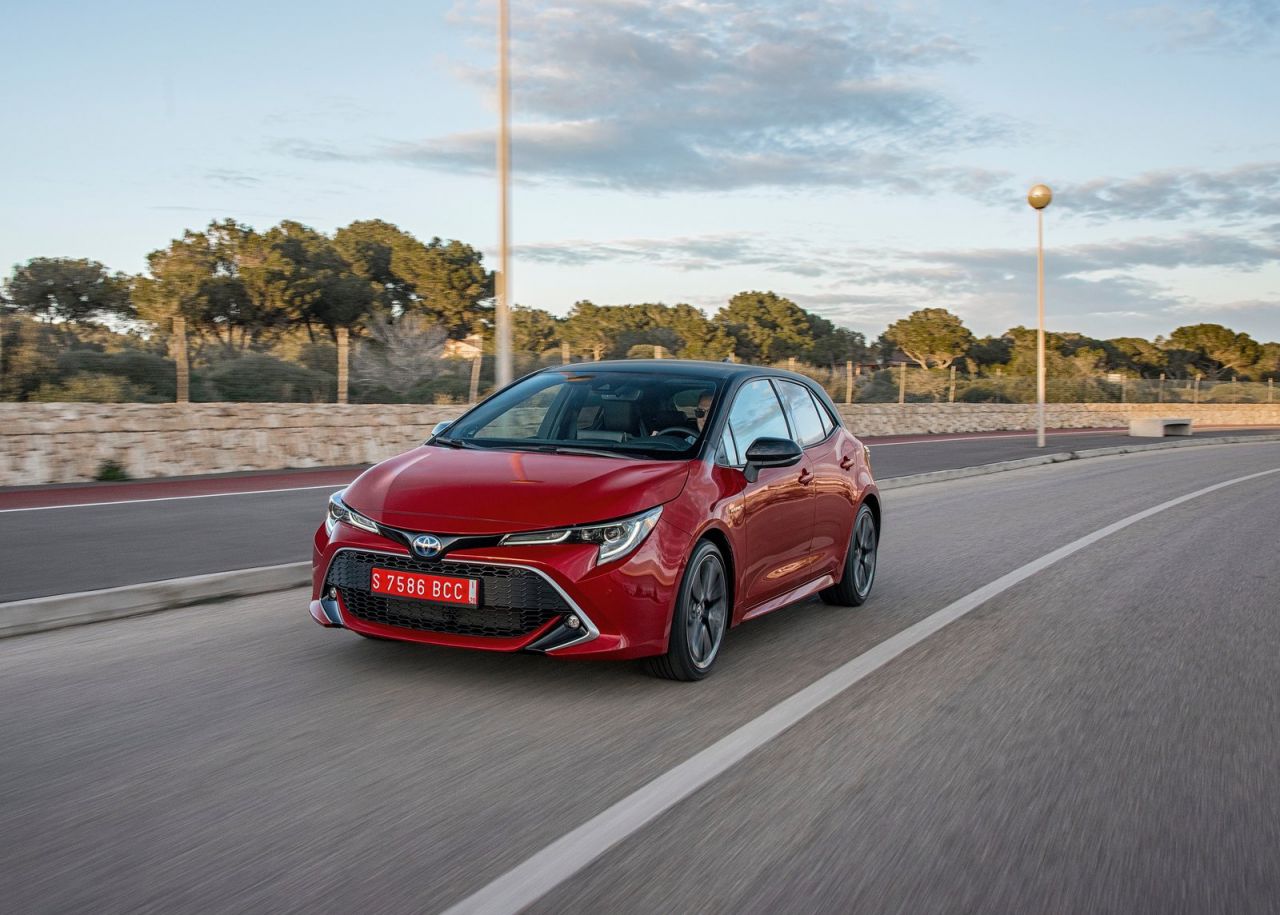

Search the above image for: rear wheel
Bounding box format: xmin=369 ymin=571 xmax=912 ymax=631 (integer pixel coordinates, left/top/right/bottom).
xmin=645 ymin=541 xmax=729 ymax=681
xmin=821 ymin=502 xmax=878 ymax=607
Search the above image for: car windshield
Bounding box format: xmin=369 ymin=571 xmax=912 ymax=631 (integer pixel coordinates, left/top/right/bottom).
xmin=436 ymin=369 xmax=722 ymax=459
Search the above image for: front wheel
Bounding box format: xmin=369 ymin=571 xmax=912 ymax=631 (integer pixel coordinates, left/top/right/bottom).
xmin=821 ymin=502 xmax=878 ymax=607
xmin=645 ymin=541 xmax=730 ymax=681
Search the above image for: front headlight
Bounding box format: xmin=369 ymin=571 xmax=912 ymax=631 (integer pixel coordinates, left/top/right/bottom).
xmin=326 ymin=491 xmax=379 ymax=535
xmin=500 ymin=506 xmax=662 ymax=566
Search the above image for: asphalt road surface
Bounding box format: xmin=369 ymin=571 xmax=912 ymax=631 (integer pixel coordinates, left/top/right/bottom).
xmin=1 ymin=427 xmax=1277 ymax=602
xmin=3 ymin=442 xmax=1279 ymax=913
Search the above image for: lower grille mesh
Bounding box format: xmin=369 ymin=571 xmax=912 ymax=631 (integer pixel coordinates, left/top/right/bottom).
xmin=325 ymin=550 xmax=568 ymax=638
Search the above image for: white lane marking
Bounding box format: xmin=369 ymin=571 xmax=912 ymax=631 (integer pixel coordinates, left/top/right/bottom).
xmin=0 ymin=483 xmax=342 ymax=514
xmin=867 ymin=427 xmax=1275 ymax=447
xmin=870 ymin=429 xmax=1133 ymax=447
xmin=440 ymin=465 xmax=1280 ymax=915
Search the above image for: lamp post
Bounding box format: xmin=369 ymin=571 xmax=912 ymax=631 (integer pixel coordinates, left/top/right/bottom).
xmin=494 ymin=0 xmax=513 ymax=389
xmin=1027 ymin=184 xmax=1053 ymax=447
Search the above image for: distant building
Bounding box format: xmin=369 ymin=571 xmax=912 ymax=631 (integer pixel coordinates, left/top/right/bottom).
xmin=443 ymin=333 xmax=484 ymax=360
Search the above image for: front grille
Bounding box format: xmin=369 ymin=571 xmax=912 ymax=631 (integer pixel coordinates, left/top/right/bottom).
xmin=325 ymin=550 xmax=569 ymax=638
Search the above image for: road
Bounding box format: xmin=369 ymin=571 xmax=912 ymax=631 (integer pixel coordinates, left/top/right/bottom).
xmin=3 ymin=442 xmax=1278 ymax=913
xmin=2 ymin=427 xmax=1277 ymax=602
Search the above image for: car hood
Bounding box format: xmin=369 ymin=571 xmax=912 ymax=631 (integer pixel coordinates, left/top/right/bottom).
xmin=342 ymin=445 xmax=692 ymax=535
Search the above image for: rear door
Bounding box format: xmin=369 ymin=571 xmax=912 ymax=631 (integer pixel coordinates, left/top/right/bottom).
xmin=775 ymin=380 xmax=855 ymax=577
xmin=725 ymin=378 xmax=817 ymax=610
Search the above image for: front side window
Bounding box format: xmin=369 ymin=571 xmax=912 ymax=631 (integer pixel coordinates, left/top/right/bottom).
xmin=716 ymin=427 xmax=740 ymax=466
xmin=727 ymin=378 xmax=791 ymax=456
xmin=777 ymin=380 xmax=826 ymax=447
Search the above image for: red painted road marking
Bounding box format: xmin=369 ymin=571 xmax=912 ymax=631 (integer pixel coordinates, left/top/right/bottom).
xmin=0 ymin=467 xmax=365 ymax=512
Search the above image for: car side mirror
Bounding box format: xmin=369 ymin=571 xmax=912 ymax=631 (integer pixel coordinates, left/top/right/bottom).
xmin=743 ymin=437 xmax=802 ymax=483
xmin=430 ymin=420 xmax=452 ymax=438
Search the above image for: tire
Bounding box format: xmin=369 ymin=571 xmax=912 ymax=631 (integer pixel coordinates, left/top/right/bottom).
xmin=820 ymin=502 xmax=878 ymax=607
xmin=645 ymin=540 xmax=730 ymax=681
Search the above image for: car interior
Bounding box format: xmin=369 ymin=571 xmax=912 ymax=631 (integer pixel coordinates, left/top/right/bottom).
xmin=572 ymin=383 xmax=712 ymax=444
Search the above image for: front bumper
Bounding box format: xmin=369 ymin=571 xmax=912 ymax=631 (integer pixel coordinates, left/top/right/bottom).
xmin=310 ymin=515 xmax=690 ymax=659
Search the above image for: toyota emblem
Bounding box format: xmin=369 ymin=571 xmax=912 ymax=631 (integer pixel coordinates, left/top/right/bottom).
xmin=412 ymin=534 xmax=444 ymax=558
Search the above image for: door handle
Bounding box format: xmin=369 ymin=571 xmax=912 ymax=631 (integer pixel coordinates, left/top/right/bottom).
xmin=798 ymin=468 xmax=814 ymax=485
xmin=839 ymin=455 xmax=855 ymax=470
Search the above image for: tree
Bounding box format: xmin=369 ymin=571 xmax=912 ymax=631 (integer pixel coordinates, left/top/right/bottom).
xmin=716 ymin=291 xmax=813 ymax=362
xmin=562 ymin=300 xmax=634 ymax=360
xmin=1252 ymin=342 xmax=1280 ymax=381
xmin=883 ymin=308 xmax=974 ymax=370
xmin=4 ymin=258 xmax=133 ymax=326
xmin=333 ymin=221 xmax=492 ymax=338
xmin=133 ymin=219 xmax=289 ymax=353
xmin=804 ymin=312 xmax=867 ymax=366
xmin=1168 ymin=323 xmax=1262 ymax=378
xmin=333 ymin=219 xmax=417 ymax=315
xmin=511 ymin=306 xmax=561 ymax=354
xmin=659 ymin=303 xmax=734 ymax=360
xmin=260 ymin=221 xmax=372 ymax=341
xmin=1108 ymin=337 xmax=1168 ymax=377
xmin=398 ymin=237 xmax=493 ymax=337
xmin=965 ymin=335 xmax=1013 ymax=372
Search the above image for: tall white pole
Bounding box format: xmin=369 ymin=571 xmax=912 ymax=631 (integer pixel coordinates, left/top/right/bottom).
xmin=1028 ymin=184 xmax=1053 ymax=448
xmin=495 ymin=0 xmax=513 ymax=389
xmin=1036 ymin=208 xmax=1045 ymax=448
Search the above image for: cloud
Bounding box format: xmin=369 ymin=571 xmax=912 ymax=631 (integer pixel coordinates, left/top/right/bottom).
xmin=1122 ymin=1 xmax=1279 ymax=50
xmin=1060 ymin=162 xmax=1280 ymax=224
xmin=520 ymin=227 xmax=1280 ymax=335
xmin=270 ymin=139 xmax=360 ymax=163
xmin=517 ymin=233 xmax=843 ymax=276
xmin=282 ymin=0 xmax=1011 ymax=194
xmin=204 ymin=169 xmax=261 ymax=188
xmin=1166 ymin=296 xmax=1280 ymax=315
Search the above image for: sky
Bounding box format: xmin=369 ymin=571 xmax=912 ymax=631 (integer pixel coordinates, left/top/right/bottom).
xmin=2 ymin=0 xmax=1278 ymax=343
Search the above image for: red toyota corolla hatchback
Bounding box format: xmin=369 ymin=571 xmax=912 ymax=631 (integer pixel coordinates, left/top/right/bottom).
xmin=311 ymin=360 xmax=880 ymax=679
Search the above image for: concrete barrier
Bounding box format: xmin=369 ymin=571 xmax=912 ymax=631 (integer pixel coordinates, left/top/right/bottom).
xmin=0 ymin=562 xmax=310 ymax=638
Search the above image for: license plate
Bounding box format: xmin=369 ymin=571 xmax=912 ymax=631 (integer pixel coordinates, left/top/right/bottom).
xmin=370 ymin=567 xmax=479 ymax=607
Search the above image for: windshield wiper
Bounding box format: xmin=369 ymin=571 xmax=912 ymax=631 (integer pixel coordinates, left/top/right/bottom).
xmin=433 ymin=437 xmax=482 ymax=450
xmin=488 ymin=442 xmax=635 ymax=460
xmin=551 ymin=446 xmax=633 ymax=460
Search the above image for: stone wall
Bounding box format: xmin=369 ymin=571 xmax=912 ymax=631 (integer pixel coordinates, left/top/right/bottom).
xmin=2 ymin=401 xmax=1278 ymax=486
xmin=833 ymin=402 xmax=1280 ymax=437
xmin=0 ymin=403 xmax=469 ymax=486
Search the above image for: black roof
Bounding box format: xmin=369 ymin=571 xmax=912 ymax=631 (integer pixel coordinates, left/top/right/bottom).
xmin=554 ymin=359 xmax=807 ymax=382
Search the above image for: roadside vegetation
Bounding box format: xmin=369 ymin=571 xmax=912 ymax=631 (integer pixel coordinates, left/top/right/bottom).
xmin=2 ymin=219 xmax=1276 ymax=404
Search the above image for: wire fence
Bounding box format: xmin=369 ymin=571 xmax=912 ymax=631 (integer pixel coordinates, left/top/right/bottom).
xmin=0 ymin=319 xmax=1275 ymax=406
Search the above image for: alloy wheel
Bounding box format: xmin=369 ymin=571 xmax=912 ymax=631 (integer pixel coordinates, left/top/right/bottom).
xmin=686 ymin=553 xmax=728 ymax=669
xmin=851 ymin=509 xmax=877 ymax=598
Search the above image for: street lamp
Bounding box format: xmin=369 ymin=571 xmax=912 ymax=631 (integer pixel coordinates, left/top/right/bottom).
xmin=1027 ymin=183 xmax=1052 ymax=448
xmin=494 ymin=0 xmax=513 ymax=389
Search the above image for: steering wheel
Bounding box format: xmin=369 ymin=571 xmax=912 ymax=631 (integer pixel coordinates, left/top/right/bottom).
xmin=652 ymin=426 xmax=697 ymax=441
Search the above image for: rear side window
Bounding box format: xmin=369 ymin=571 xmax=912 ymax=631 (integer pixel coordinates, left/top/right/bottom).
xmin=777 ymin=380 xmax=826 ymax=446
xmin=727 ymin=379 xmax=790 ymax=454
xmin=814 ymin=391 xmax=835 ymax=436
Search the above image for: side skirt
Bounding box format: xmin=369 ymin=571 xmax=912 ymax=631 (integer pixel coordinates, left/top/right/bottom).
xmin=738 ymin=574 xmax=836 ymax=624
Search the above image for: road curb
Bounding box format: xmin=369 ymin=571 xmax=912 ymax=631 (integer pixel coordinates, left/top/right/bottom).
xmin=878 ymin=433 xmax=1280 ymax=491
xmin=5 ymin=434 xmax=1278 ymax=639
xmin=0 ymin=562 xmax=310 ymax=639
